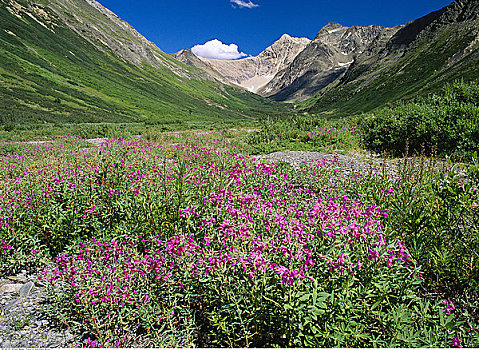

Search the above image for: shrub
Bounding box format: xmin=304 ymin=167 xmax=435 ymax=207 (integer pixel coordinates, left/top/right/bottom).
xmin=360 ymin=81 xmax=479 ymax=159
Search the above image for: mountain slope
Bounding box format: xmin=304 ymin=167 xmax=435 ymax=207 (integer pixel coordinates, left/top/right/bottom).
xmin=307 ymin=0 xmax=479 ymax=117
xmin=173 ymin=34 xmax=311 ymax=93
xmin=0 ymin=0 xmax=288 ymax=125
xmin=260 ymin=23 xmax=396 ymax=101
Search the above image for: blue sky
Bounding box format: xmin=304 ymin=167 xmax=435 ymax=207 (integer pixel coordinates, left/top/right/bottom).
xmin=99 ymin=0 xmax=453 ymax=58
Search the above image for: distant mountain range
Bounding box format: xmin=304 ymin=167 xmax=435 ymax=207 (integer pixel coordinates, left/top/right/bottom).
xmin=176 ymin=0 xmax=479 ymax=116
xmin=173 ymin=34 xmax=311 ymax=94
xmin=1 ymin=0 xmax=478 ymax=124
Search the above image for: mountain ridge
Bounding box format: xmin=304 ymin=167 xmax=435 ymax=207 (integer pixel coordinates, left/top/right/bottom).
xmin=260 ymin=23 xmax=394 ymax=101
xmin=307 ymin=0 xmax=479 ymax=116
xmin=0 ymin=0 xmax=288 ymax=125
xmin=172 ymin=34 xmax=311 ymax=93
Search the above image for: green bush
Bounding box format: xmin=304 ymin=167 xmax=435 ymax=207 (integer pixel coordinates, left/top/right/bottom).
xmin=360 ymin=81 xmax=479 ymax=159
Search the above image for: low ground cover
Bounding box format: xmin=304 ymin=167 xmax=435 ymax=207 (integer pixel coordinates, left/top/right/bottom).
xmin=0 ymin=131 xmax=477 ymax=347
xmin=246 ymin=114 xmax=362 ymax=155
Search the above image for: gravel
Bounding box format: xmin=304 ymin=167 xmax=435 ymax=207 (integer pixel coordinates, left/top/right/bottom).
xmin=0 ymin=270 xmax=80 ymax=348
xmin=253 ymin=150 xmax=402 ymax=178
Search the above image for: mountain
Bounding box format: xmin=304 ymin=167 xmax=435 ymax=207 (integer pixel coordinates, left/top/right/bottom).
xmin=0 ymin=0 xmax=288 ymax=125
xmin=259 ymin=23 xmax=396 ymax=101
xmin=174 ymin=24 xmax=396 ymax=102
xmin=173 ymin=34 xmax=311 ymax=93
xmin=307 ymin=0 xmax=479 ymax=116
xmin=171 ymin=49 xmax=226 ymax=83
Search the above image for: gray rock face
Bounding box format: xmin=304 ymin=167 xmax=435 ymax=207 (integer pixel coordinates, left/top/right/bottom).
xmin=174 ymin=34 xmax=311 ymax=93
xmin=260 ymin=23 xmax=395 ymax=101
xmin=171 ymin=49 xmax=232 ymax=83
xmin=0 ymin=273 xmax=79 ymax=348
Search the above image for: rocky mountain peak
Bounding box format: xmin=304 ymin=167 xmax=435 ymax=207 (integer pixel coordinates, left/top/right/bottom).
xmin=258 ymin=23 xmax=390 ymax=101
xmin=315 ymin=22 xmax=347 ymax=38
xmin=266 ymin=33 xmax=310 ymax=49
xmin=179 ymin=34 xmax=311 ymax=92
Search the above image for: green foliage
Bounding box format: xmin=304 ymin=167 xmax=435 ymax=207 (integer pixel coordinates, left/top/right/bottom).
xmin=246 ymin=114 xmax=362 ymax=155
xmin=360 ymin=81 xmax=479 ymax=159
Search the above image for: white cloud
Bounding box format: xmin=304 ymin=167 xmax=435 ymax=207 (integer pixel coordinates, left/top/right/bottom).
xmin=230 ymin=0 xmax=259 ymax=9
xmin=191 ymin=39 xmax=248 ymax=60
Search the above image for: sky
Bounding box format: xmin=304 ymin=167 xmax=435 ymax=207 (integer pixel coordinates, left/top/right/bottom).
xmin=99 ymin=0 xmax=453 ymax=59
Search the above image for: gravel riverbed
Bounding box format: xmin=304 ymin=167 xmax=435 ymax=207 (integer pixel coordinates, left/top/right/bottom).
xmin=254 ymin=150 xmax=404 ymax=178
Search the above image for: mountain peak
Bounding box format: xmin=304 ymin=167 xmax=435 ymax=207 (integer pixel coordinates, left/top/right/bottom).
xmin=275 ymin=33 xmax=311 ymax=45
xmin=269 ymin=34 xmax=311 ymax=50
xmin=315 ymin=22 xmax=349 ymax=40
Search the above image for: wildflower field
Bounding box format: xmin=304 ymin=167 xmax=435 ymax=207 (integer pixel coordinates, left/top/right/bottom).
xmin=0 ymin=130 xmax=478 ymax=347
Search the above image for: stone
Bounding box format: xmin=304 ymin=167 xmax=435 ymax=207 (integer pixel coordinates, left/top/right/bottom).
xmin=2 ymin=299 xmax=18 ymax=310
xmin=7 ymin=275 xmax=28 ymax=283
xmin=19 ymin=282 xmax=34 ymax=297
xmin=0 ymin=284 xmax=23 ymax=293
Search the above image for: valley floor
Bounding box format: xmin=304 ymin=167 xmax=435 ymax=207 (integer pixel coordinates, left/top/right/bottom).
xmin=0 ymin=127 xmax=477 ymax=347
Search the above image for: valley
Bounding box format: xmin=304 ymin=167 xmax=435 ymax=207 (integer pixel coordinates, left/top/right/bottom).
xmin=0 ymin=0 xmax=478 ymax=348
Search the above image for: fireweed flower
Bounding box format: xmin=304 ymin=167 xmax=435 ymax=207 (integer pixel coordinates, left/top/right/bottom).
xmin=6 ymin=136 xmax=421 ymax=347
xmin=452 ymin=337 xmax=462 ymax=348
xmin=0 ymin=240 xmax=13 ymax=254
xmin=442 ymin=299 xmax=455 ymax=315
xmin=85 ymin=337 xmax=98 ymax=348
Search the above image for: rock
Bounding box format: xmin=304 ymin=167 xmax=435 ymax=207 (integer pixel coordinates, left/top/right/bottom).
xmin=19 ymin=282 xmax=34 ymax=297
xmin=0 ymin=284 xmax=23 ymax=293
xmin=2 ymin=299 xmax=18 ymax=310
xmin=0 ymin=271 xmax=81 ymax=348
xmin=7 ymin=275 xmax=28 ymax=283
xmin=260 ymin=24 xmax=397 ymax=101
xmin=176 ymin=34 xmax=311 ymax=93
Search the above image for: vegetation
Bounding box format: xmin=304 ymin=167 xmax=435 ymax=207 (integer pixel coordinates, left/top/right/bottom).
xmin=0 ymin=3 xmax=289 ymax=126
xmin=360 ymin=81 xmax=479 ymax=159
xmin=246 ymin=114 xmax=362 ymax=155
xmin=0 ymin=130 xmax=477 ymax=347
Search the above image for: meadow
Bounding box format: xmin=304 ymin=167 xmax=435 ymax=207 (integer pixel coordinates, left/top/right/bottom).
xmin=0 ymin=124 xmax=478 ymax=347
